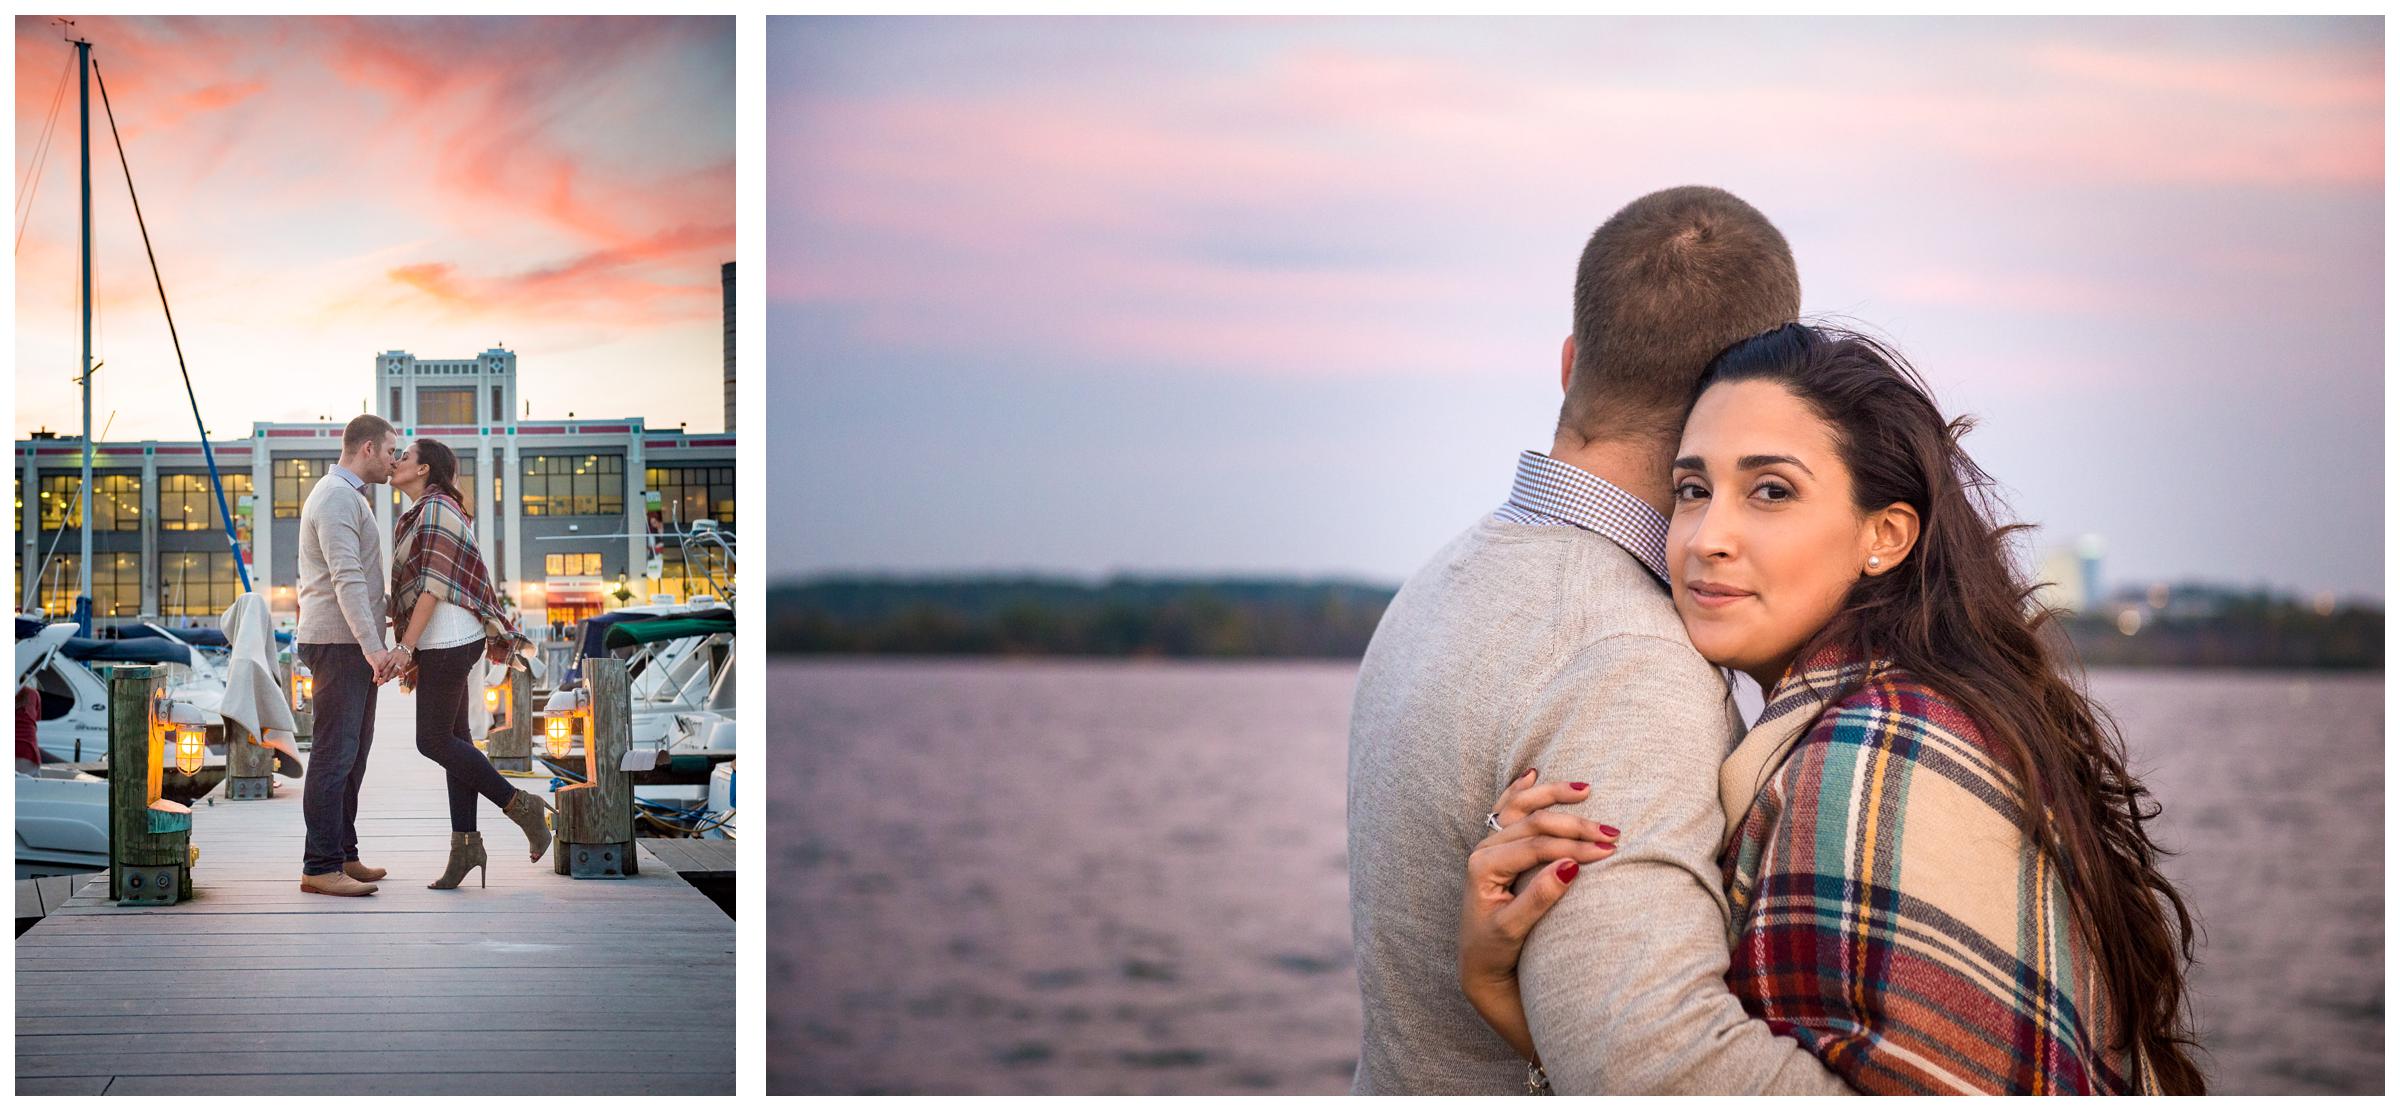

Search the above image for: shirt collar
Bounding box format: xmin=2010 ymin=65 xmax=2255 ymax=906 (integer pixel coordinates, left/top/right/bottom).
xmin=328 ymin=463 xmax=375 ymax=501
xmin=1501 ymin=450 xmax=1671 ymax=584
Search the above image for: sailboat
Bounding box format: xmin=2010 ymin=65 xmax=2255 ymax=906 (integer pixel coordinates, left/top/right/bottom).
xmin=17 ymin=26 xmax=254 ymax=866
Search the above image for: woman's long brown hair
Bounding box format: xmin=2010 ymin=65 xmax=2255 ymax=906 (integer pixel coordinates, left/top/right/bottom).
xmin=1699 ymin=323 xmax=2203 ymax=1093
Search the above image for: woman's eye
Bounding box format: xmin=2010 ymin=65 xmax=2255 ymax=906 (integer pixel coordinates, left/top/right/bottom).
xmin=1754 ymin=481 xmax=1792 ymax=502
xmin=1674 ymin=481 xmax=1708 ymax=502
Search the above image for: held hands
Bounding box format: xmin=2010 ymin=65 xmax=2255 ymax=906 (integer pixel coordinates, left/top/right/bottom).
xmin=1456 ymin=770 xmax=1620 ymax=1065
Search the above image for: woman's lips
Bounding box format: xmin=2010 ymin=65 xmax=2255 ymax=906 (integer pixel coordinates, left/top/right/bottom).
xmin=1686 ymin=582 xmax=1755 ymax=610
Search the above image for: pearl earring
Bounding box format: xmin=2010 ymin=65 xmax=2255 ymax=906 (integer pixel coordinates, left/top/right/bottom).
xmin=1868 ymin=556 xmax=1881 ymax=568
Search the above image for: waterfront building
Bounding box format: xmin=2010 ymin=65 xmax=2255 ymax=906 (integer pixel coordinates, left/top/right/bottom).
xmin=17 ymin=347 xmax=733 ymax=632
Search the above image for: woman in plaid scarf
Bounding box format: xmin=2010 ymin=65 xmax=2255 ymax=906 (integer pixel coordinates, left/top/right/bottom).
xmin=1456 ymin=324 xmax=2201 ymax=1093
xmin=388 ymin=439 xmax=554 ymax=890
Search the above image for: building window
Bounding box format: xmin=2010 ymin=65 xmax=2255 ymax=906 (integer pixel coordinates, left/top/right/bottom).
xmin=545 ymin=551 xmax=604 ymax=577
xmin=492 ymin=386 xmax=503 ymax=426
xmin=274 ymin=458 xmax=328 ymax=518
xmin=161 ymin=550 xmax=241 ymax=617
xmin=32 ymin=554 xmax=81 ymax=617
xmin=38 ymin=473 xmax=141 ymax=531
xmin=645 ymin=465 xmax=735 ymax=528
xmin=653 ymin=547 xmax=730 ymax=603
xmin=34 ymin=552 xmax=144 ymax=618
xmin=158 ymin=472 xmax=254 ymax=532
xmin=95 ymin=474 xmax=141 ymax=531
xmin=37 ymin=474 xmax=80 ymax=531
xmin=521 ymin=454 xmax=623 ymax=518
xmin=418 ymin=387 xmax=476 ymax=425
xmin=390 ymin=386 xmax=403 ymax=421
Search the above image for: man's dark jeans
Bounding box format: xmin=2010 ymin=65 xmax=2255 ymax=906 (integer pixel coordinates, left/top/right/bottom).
xmin=297 ymin=642 xmax=377 ymax=877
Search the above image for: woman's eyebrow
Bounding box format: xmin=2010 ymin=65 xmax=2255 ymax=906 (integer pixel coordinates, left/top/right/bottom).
xmin=1672 ymin=453 xmax=1816 ymax=478
xmin=1739 ymin=453 xmax=1814 ymax=477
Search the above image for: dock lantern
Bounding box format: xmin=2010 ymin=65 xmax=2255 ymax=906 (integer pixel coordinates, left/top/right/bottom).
xmin=545 ymin=693 xmax=586 ymax=762
xmin=170 ymin=702 xmax=208 ymax=776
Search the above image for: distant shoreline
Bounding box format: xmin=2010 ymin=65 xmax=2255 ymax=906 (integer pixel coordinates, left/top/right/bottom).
xmin=769 ymin=577 xmax=2383 ymax=670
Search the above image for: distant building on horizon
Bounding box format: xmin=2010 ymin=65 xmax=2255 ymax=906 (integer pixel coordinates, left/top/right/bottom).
xmin=17 ymin=347 xmax=734 ymax=630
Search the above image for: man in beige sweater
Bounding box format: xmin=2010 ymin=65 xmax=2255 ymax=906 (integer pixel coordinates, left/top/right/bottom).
xmin=1346 ymin=187 xmax=1852 ymax=1094
xmin=294 ymin=414 xmax=402 ymax=897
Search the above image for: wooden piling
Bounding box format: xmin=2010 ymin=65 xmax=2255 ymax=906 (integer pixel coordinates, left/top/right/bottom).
xmin=554 ymin=657 xmax=636 ymax=878
xmin=104 ymin=665 xmax=191 ymax=905
xmin=283 ymin=655 xmax=313 ymax=746
xmin=224 ymin=722 xmax=276 ymax=801
xmin=486 ymin=664 xmax=533 ymax=772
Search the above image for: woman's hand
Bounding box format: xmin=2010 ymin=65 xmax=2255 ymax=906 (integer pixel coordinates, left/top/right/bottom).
xmin=1458 ymin=770 xmax=1620 ymax=1069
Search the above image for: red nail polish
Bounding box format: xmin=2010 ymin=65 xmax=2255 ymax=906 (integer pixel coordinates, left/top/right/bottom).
xmin=1520 ymin=768 xmax=1538 ymax=781
xmin=1558 ymin=859 xmax=1579 ymax=883
xmin=1568 ymin=781 xmax=1589 ymax=791
xmin=1597 ymin=825 xmax=1620 ymax=838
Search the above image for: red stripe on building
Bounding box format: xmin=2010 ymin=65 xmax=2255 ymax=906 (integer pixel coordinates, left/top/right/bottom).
xmin=266 ymin=429 xmax=325 ymax=438
xmin=517 ymin=425 xmax=568 ymax=435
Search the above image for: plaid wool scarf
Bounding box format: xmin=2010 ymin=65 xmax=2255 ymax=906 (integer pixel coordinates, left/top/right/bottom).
xmin=1715 ymin=643 xmax=2154 ymax=1095
xmin=392 ymin=489 xmax=533 ymax=670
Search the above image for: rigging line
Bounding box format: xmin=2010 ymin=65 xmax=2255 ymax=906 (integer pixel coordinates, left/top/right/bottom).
xmin=91 ymin=57 xmax=252 ymax=593
xmin=14 ymin=48 xmax=74 ymax=252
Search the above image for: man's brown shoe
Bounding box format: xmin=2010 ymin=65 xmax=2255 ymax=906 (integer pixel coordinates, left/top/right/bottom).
xmin=299 ymin=871 xmax=377 ymax=897
xmin=343 ymin=861 xmax=387 ymax=883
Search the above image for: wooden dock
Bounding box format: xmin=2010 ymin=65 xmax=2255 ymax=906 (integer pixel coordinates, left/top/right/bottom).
xmin=15 ymin=686 xmax=734 ymax=1095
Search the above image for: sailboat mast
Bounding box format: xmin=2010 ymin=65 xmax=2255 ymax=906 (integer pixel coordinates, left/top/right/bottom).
xmin=75 ymin=35 xmax=93 ymax=636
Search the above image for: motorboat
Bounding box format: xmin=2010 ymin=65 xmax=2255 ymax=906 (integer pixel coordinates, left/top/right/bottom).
xmin=18 ymin=618 xmax=228 ymax=764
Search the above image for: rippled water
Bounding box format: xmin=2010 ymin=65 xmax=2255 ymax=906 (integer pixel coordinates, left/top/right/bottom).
xmin=768 ymin=660 xmax=2382 ymax=1095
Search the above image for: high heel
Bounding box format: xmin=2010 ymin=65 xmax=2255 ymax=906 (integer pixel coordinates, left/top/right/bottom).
xmin=502 ymin=789 xmax=555 ymax=863
xmin=428 ymin=831 xmax=487 ymax=890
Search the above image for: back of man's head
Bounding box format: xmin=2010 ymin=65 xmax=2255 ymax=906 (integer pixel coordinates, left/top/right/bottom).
xmin=1561 ymin=186 xmax=1799 ymax=444
xmin=342 ymin=413 xmax=395 ymax=455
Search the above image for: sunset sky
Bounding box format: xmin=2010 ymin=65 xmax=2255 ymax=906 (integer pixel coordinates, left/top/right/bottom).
xmin=13 ymin=15 xmax=733 ymax=439
xmin=770 ymin=16 xmax=2382 ymax=602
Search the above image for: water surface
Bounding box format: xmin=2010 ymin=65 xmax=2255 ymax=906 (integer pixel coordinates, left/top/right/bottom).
xmin=769 ymin=659 xmax=2381 ymax=1095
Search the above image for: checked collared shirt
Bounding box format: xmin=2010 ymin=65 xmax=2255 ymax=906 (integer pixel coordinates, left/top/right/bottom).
xmin=1491 ymin=450 xmax=1671 ymax=585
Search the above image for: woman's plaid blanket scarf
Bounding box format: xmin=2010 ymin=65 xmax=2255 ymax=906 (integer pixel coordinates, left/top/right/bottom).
xmin=1716 ymin=645 xmax=2155 ymax=1094
xmin=392 ymin=490 xmax=533 ymax=671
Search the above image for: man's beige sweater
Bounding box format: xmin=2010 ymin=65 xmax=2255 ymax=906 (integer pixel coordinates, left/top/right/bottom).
xmin=1345 ymin=517 xmax=1851 ymax=1094
xmin=295 ymin=471 xmax=389 ymax=648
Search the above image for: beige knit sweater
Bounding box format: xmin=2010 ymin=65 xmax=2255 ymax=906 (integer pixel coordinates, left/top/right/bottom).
xmin=1345 ymin=517 xmax=1853 ymax=1095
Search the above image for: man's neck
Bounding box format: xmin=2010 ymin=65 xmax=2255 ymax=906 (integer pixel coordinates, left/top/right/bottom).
xmin=1545 ymin=430 xmax=1675 ymax=519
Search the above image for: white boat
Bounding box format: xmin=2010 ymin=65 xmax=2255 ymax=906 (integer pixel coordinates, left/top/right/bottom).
xmin=15 ymin=765 xmax=109 ymax=880
xmin=17 ymin=618 xmax=228 ymax=765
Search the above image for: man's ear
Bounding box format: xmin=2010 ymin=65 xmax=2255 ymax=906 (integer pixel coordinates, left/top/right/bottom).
xmin=1559 ymin=335 xmax=1576 ymax=395
xmin=1863 ymin=502 xmax=1921 ymax=575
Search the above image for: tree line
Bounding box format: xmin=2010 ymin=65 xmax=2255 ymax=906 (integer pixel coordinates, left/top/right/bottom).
xmin=769 ymin=577 xmax=2382 ymax=669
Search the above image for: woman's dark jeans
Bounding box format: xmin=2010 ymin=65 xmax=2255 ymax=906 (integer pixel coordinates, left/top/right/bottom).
xmin=413 ymin=641 xmax=517 ymax=832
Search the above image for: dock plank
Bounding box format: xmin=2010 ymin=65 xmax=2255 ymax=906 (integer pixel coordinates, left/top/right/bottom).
xmin=15 ymin=685 xmax=732 ymax=1096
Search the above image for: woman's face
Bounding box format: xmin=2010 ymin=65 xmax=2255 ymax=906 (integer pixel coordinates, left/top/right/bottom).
xmin=391 ymin=442 xmax=431 ymax=491
xmin=1667 ymin=379 xmax=1891 ymax=689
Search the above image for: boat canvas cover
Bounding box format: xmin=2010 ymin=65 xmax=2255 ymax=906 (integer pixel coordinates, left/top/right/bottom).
xmin=60 ymin=636 xmax=192 ymax=667
xmin=602 ymin=613 xmax=734 ymax=650
xmin=118 ymin=624 xmax=292 ymax=649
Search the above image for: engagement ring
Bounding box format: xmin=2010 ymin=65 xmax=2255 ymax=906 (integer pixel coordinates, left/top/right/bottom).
xmin=1485 ymin=811 xmax=1504 ymax=833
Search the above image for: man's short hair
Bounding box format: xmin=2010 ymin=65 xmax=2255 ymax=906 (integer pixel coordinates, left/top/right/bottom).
xmin=1562 ymin=186 xmax=1800 ymax=442
xmin=342 ymin=414 xmax=396 ymax=453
